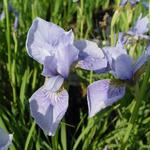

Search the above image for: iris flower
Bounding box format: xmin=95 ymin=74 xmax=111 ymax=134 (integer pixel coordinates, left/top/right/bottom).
xmin=120 ymin=0 xmax=140 ymax=6
xmin=26 ymin=17 xmax=109 ymax=135
xmin=126 ymin=14 xmax=150 ymax=40
xmin=26 ymin=17 xmax=79 ymax=135
xmin=87 ymin=42 xmax=150 ymax=117
xmin=0 ymin=128 xmax=12 ymax=150
xmin=117 ymin=15 xmax=150 ymax=47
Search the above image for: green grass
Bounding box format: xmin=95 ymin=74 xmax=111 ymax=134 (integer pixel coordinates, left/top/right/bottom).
xmin=0 ymin=0 xmax=150 ymax=149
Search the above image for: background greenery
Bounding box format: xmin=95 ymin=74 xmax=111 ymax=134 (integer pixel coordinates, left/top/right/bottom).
xmin=0 ymin=0 xmax=150 ymax=149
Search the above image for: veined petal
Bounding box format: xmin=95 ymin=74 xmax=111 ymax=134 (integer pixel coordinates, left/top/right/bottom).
xmin=26 ymin=17 xmax=71 ymax=64
xmin=44 ymin=75 xmax=64 ymax=92
xmin=74 ymin=40 xmax=107 ymax=72
xmin=30 ymin=86 xmax=68 ymax=136
xmin=113 ymin=54 xmax=133 ymax=80
xmin=56 ymin=44 xmax=79 ymax=78
xmin=87 ymin=79 xmax=125 ymax=117
xmin=0 ymin=128 xmax=13 ymax=150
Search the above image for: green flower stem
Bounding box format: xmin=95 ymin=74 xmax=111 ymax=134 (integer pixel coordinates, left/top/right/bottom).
xmin=89 ymin=70 xmax=93 ymax=84
xmin=121 ymin=58 xmax=150 ymax=150
xmin=3 ymin=0 xmax=11 ymax=74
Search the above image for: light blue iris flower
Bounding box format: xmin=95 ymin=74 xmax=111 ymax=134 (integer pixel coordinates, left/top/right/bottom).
xmin=26 ymin=17 xmax=79 ymax=136
xmin=120 ymin=0 xmax=140 ymax=6
xmin=26 ymin=18 xmax=107 ymax=135
xmin=87 ymin=41 xmax=150 ymax=117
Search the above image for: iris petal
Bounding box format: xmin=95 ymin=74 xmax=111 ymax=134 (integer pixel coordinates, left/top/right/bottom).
xmin=42 ymin=56 xmax=58 ymax=77
xmin=30 ymin=86 xmax=68 ymax=136
xmin=103 ymin=46 xmax=133 ymax=79
xmin=44 ymin=75 xmax=64 ymax=92
xmin=26 ymin=17 xmax=69 ymax=64
xmin=56 ymin=44 xmax=79 ymax=78
xmin=133 ymin=44 xmax=150 ymax=73
xmin=87 ymin=79 xmax=125 ymax=117
xmin=113 ymin=54 xmax=133 ymax=80
xmin=132 ymin=15 xmax=149 ymax=35
xmin=0 ymin=128 xmax=13 ymax=150
xmin=74 ymin=40 xmax=107 ymax=72
xmin=103 ymin=46 xmax=127 ymax=67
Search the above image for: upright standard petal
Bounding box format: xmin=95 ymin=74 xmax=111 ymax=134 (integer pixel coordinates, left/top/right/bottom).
xmin=103 ymin=46 xmax=127 ymax=66
xmin=42 ymin=55 xmax=58 ymax=77
xmin=56 ymin=44 xmax=79 ymax=78
xmin=113 ymin=54 xmax=133 ymax=80
xmin=0 ymin=128 xmax=13 ymax=150
xmin=26 ymin=17 xmax=72 ymax=64
xmin=87 ymin=79 xmax=125 ymax=117
xmin=74 ymin=40 xmax=107 ymax=72
xmin=30 ymin=85 xmax=68 ymax=136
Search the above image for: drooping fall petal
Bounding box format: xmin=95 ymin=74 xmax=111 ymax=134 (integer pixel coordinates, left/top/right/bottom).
xmin=87 ymin=79 xmax=125 ymax=117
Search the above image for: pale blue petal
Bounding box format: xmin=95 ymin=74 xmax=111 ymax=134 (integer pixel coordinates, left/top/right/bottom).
xmin=120 ymin=0 xmax=127 ymax=6
xmin=133 ymin=44 xmax=150 ymax=73
xmin=131 ymin=15 xmax=149 ymax=34
xmin=103 ymin=46 xmax=127 ymax=70
xmin=74 ymin=40 xmax=107 ymax=72
xmin=116 ymin=32 xmax=127 ymax=47
xmin=60 ymin=30 xmax=74 ymax=45
xmin=87 ymin=79 xmax=125 ymax=117
xmin=0 ymin=128 xmax=13 ymax=150
xmin=133 ymin=53 xmax=148 ymax=73
xmin=44 ymin=75 xmax=64 ymax=92
xmin=26 ymin=17 xmax=66 ymax=64
xmin=56 ymin=44 xmax=79 ymax=78
xmin=30 ymin=86 xmax=68 ymax=136
xmin=129 ymin=0 xmax=140 ymax=5
xmin=0 ymin=11 xmax=5 ymax=21
xmin=113 ymin=54 xmax=133 ymax=80
xmin=42 ymin=56 xmax=58 ymax=77
xmin=120 ymin=0 xmax=139 ymax=6
xmin=14 ymin=12 xmax=19 ymax=30
xmin=142 ymin=2 xmax=149 ymax=9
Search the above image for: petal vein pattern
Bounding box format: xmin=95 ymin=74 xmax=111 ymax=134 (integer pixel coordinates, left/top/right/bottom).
xmin=30 ymin=86 xmax=68 ymax=136
xmin=87 ymin=79 xmax=125 ymax=117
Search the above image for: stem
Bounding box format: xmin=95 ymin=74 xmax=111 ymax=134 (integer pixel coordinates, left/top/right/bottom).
xmin=80 ymin=0 xmax=84 ymax=38
xmin=3 ymin=0 xmax=11 ymax=74
xmin=89 ymin=70 xmax=93 ymax=84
